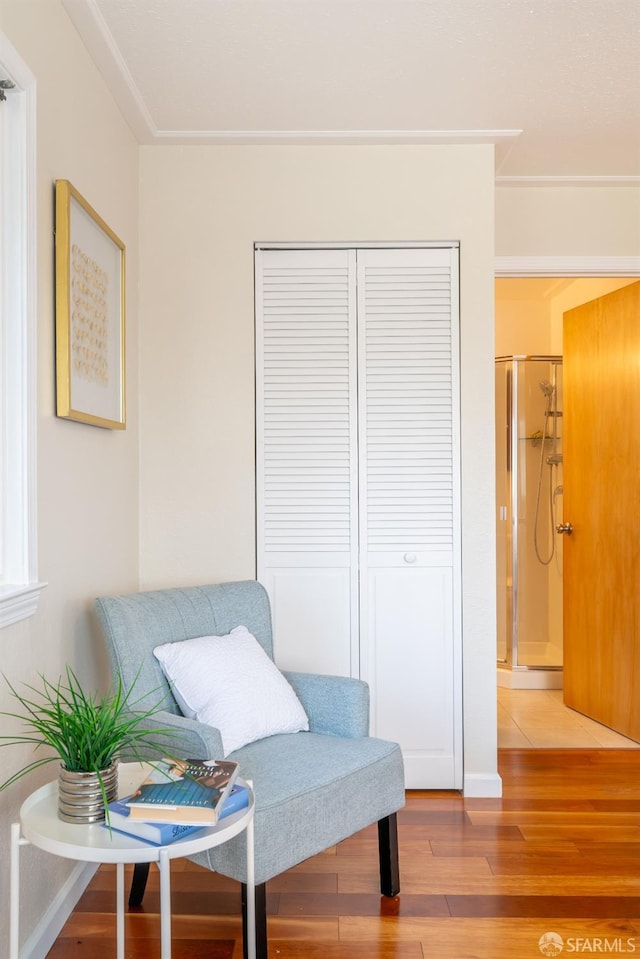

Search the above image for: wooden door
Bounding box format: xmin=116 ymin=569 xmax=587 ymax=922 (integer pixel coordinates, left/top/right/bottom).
xmin=563 ymin=281 xmax=640 ymax=739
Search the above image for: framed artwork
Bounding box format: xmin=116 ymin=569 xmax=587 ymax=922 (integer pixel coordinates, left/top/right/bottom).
xmin=55 ymin=179 xmax=126 ymax=429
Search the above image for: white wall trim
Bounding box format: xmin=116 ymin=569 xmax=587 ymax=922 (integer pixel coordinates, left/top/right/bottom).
xmin=0 ymin=583 xmax=45 ymax=628
xmin=256 ymin=240 xmax=460 ymax=251
xmin=18 ymin=862 xmax=97 ymax=959
xmin=152 ymin=128 xmax=523 ymax=146
xmin=0 ymin=34 xmax=46 ymax=626
xmin=61 ymin=0 xmax=157 ymax=142
xmin=463 ymin=773 xmax=503 ymax=798
xmin=496 ymin=175 xmax=640 ymax=188
xmin=495 ymin=256 xmax=640 ymax=277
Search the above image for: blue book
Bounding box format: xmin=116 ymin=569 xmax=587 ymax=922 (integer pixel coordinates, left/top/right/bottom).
xmin=126 ymin=758 xmax=239 ymax=825
xmin=104 ymin=783 xmax=249 ymax=845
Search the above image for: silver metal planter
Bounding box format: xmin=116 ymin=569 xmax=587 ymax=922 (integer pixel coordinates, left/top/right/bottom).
xmin=58 ymin=761 xmax=118 ymax=823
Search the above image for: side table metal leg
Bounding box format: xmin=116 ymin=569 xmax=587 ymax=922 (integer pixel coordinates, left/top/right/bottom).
xmin=246 ymin=805 xmax=256 ymax=959
xmin=10 ymin=823 xmax=24 ymax=959
xmin=159 ymin=848 xmax=172 ymax=959
xmin=116 ymin=862 xmax=125 ymax=959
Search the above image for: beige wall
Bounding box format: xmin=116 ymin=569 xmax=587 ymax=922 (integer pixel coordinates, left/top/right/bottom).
xmin=495 ymin=286 xmax=552 ymax=356
xmin=0 ymin=2 xmax=139 ymax=956
xmin=496 ymin=186 xmax=640 ymax=256
xmin=138 ymin=143 xmax=499 ymax=791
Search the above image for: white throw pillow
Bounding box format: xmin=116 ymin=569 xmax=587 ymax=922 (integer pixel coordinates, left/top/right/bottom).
xmin=153 ymin=625 xmax=309 ymax=755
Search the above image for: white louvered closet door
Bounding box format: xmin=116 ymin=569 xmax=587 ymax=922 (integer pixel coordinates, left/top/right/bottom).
xmin=357 ymin=248 xmax=461 ymax=788
xmin=256 ymin=249 xmax=359 ymax=677
xmin=256 ymin=245 xmax=461 ymax=788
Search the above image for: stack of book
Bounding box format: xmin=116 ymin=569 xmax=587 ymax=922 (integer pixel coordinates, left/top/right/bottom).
xmin=105 ymin=758 xmax=248 ymax=845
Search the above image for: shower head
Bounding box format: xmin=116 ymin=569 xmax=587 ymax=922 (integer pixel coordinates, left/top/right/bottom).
xmin=539 ymin=379 xmax=555 ymax=397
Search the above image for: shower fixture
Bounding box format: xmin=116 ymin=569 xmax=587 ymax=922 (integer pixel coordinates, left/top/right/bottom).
xmin=534 ymin=369 xmax=563 ymax=566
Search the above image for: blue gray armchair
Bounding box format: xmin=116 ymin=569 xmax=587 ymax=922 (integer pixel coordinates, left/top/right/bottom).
xmin=95 ymin=580 xmax=405 ymax=959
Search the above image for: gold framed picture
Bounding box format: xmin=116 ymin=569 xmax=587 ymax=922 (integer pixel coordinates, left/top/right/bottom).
xmin=55 ymin=179 xmax=126 ymax=429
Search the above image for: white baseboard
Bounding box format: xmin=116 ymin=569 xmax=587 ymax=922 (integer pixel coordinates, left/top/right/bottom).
xmin=497 ymin=666 xmax=563 ymax=690
xmin=19 ymin=861 xmax=97 ymax=959
xmin=463 ymin=772 xmax=503 ymax=798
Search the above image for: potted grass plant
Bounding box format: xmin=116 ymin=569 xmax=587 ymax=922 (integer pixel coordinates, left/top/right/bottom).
xmin=0 ymin=666 xmax=174 ymax=824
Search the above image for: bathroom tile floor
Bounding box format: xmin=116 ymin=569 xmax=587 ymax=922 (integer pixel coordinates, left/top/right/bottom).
xmin=498 ymin=687 xmax=640 ymax=748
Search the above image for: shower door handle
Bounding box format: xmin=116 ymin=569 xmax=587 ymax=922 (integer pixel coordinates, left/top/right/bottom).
xmin=556 ymin=522 xmax=573 ymax=535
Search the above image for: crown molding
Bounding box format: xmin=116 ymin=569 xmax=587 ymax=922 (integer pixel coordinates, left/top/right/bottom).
xmin=62 ymin=0 xmax=157 ymax=141
xmin=152 ymin=128 xmax=522 ymax=146
xmin=496 ymin=175 xmax=640 ymax=188
xmin=495 ymin=256 xmax=640 ymax=277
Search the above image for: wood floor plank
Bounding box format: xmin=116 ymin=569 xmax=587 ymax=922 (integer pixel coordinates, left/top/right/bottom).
xmin=418 ymin=874 xmax=640 ymax=896
xmin=340 ymin=917 xmax=640 ymax=958
xmin=518 ymin=824 xmax=640 ymax=842
xmin=465 ymin=797 xmax=598 ymax=812
xmin=486 ymin=855 xmax=640 ymax=877
xmin=467 ymin=809 xmax=640 ymax=825
xmin=393 ymin=872 xmax=640 ymax=896
xmin=46 ymin=939 xmax=235 ymax=959
xmin=575 ymin=842 xmax=640 ymax=862
xmin=276 ymin=892 xmax=450 ymax=917
xmin=404 ymin=824 xmax=525 ymax=841
xmin=270 ymin=943 xmax=424 ymax=958
xmin=445 ymin=896 xmax=640 ymax=918
xmin=431 ymin=840 xmax=579 ymax=858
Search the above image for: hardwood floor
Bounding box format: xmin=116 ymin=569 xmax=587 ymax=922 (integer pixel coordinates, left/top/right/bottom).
xmin=47 ymin=749 xmax=640 ymax=959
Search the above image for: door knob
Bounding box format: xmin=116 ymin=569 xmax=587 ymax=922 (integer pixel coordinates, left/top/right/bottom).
xmin=556 ymin=522 xmax=573 ymax=535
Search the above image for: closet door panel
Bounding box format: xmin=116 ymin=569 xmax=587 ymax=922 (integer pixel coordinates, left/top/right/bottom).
xmin=357 ymin=247 xmax=461 ymax=788
xmin=263 ymin=567 xmax=354 ymax=676
xmin=366 ymin=566 xmax=457 ymax=788
xmin=256 ymin=249 xmax=359 ymax=676
xmin=357 ymin=247 xmax=458 ymax=568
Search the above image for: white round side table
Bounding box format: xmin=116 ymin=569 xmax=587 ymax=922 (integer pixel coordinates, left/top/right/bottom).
xmin=10 ymin=762 xmax=255 ymax=959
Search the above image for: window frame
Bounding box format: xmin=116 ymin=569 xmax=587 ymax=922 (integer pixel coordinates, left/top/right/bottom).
xmin=0 ymin=33 xmax=46 ymax=627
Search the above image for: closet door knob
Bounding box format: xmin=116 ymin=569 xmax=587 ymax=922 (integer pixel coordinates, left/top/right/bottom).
xmin=404 ymin=552 xmax=417 ymax=564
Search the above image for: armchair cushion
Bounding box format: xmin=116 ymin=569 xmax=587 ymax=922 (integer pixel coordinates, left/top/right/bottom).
xmin=153 ymin=625 xmax=309 ymax=755
xmin=195 ymin=728 xmax=404 ymax=885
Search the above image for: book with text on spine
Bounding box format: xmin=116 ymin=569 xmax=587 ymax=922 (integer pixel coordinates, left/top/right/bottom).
xmin=126 ymin=758 xmax=240 ymax=825
xmin=104 ymin=783 xmax=250 ymax=845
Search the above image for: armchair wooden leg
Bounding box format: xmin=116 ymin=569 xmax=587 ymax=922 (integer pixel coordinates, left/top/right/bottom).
xmin=378 ymin=813 xmax=400 ymax=897
xmin=242 ymin=881 xmax=267 ymax=959
xmin=128 ymin=861 xmax=150 ymax=907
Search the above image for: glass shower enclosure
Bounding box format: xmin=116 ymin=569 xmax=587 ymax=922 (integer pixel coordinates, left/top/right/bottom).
xmin=496 ymin=356 xmax=563 ymax=683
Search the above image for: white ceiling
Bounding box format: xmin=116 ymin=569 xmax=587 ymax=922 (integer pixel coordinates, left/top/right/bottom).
xmin=62 ymin=0 xmax=640 ymax=181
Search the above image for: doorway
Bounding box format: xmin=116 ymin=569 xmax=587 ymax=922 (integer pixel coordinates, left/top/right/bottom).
xmin=495 ymin=274 xmax=638 ymax=747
